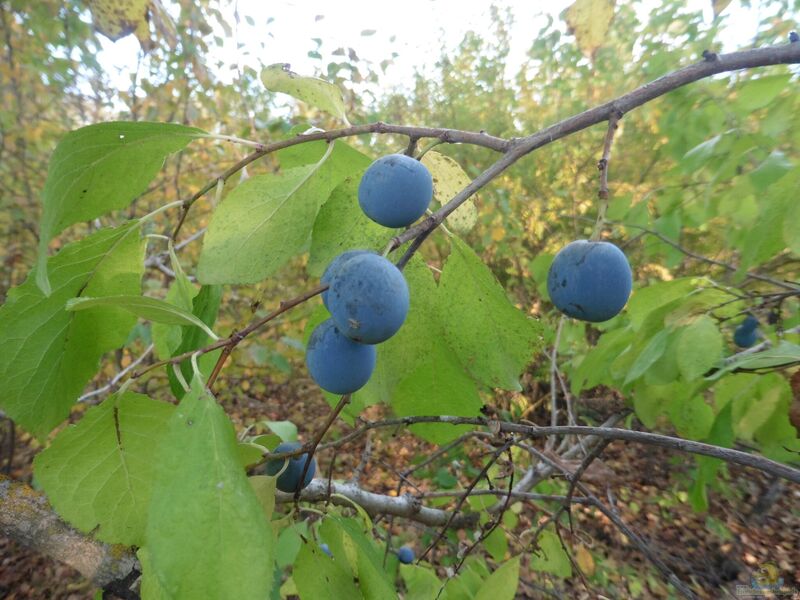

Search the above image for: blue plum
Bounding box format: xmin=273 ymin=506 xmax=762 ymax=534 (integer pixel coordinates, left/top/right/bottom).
xmin=306 ymin=318 xmax=377 ymax=393
xmin=733 ymin=315 xmax=759 ymax=348
xmin=265 ymin=441 xmax=317 ymax=493
xmin=397 ymin=546 xmax=415 ymax=564
xmin=547 ymin=240 xmax=632 ymax=322
xmin=327 ymin=254 xmax=410 ymax=344
xmin=358 ymin=154 xmax=433 ymax=228
xmin=320 ymin=250 xmax=373 ymax=309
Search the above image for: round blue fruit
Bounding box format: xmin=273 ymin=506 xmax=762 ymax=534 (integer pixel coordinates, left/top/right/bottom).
xmin=306 ymin=319 xmax=377 ymax=393
xmin=397 ymin=546 xmax=415 ymax=564
xmin=321 ymin=250 xmax=373 ymax=309
xmin=358 ymin=154 xmax=433 ymax=228
xmin=327 ymin=254 xmax=410 ymax=344
xmin=733 ymin=315 xmax=759 ymax=348
xmin=265 ymin=441 xmax=316 ymax=493
xmin=547 ymin=240 xmax=632 ymax=323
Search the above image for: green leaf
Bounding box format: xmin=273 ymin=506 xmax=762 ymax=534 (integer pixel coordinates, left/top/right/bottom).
xmin=198 ymin=142 xmax=351 ymax=284
xmin=667 ymin=395 xmax=714 ymax=440
xmin=624 ymin=329 xmax=671 ymax=385
xmin=632 ymin=382 xmax=680 ymax=429
xmin=749 ymin=150 xmax=793 ymax=190
xmin=483 ymin=527 xmax=508 ymax=562
xmin=682 ymin=134 xmax=723 ymax=171
xmin=145 ymin=380 xmax=273 ymax=598
xmin=137 ymin=547 xmax=168 ymax=600
xmin=738 ymin=168 xmax=798 ymax=270
xmin=261 ymin=63 xmax=350 ymax=124
xmin=33 ymin=392 xmax=173 ymax=546
xmin=729 ymin=373 xmax=790 ymax=441
xmin=308 ymin=176 xmax=396 ymax=277
xmin=36 ymin=122 xmax=204 ymax=294
xmin=67 ymin=295 xmax=219 ymax=341
xmin=709 ymin=341 xmax=800 ymax=379
xmin=319 ymin=517 xmax=395 ymax=600
xmin=530 ymin=529 xmax=572 ymax=578
xmin=569 ymin=327 xmax=632 ymax=394
xmin=274 ymin=522 xmax=307 ymax=568
xmin=676 ymin=316 xmax=723 ymax=381
xmin=785 ymin=196 xmax=800 ymax=256
xmin=474 ymin=556 xmax=521 ymax=600
xmin=401 ymin=565 xmax=441 ymax=600
xmin=438 ymin=237 xmax=541 ymax=390
xmin=293 ymin=540 xmax=360 ymax=599
xmin=736 ymin=73 xmax=792 ymax=112
xmin=0 ymin=223 xmax=144 ymax=439
xmin=361 ymin=258 xmax=482 ymax=443
xmin=626 ymin=278 xmax=695 ymax=332
xmin=264 ymin=420 xmax=298 ymax=442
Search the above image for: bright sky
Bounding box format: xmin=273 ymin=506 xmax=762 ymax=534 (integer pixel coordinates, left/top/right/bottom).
xmin=96 ymin=0 xmax=767 ymax=99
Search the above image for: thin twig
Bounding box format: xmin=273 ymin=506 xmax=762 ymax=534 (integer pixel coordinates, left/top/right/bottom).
xmin=294 ymin=395 xmax=352 ymax=501
xmin=592 ymin=110 xmax=622 ymax=240
xmin=547 ymin=316 xmax=566 ymax=451
xmin=419 ymin=439 xmax=515 ymax=563
xmin=132 ymin=284 xmax=326 ymax=380
xmin=302 ymin=416 xmax=800 ymax=484
xmin=78 ymin=345 xmax=155 ymax=403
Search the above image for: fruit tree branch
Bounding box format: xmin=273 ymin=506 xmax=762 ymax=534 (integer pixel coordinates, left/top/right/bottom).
xmin=0 ymin=476 xmax=137 ymax=588
xmin=172 ymin=123 xmax=511 ymax=239
xmin=317 ymin=416 xmax=800 ymax=484
xmin=390 ymin=41 xmax=800 ymax=252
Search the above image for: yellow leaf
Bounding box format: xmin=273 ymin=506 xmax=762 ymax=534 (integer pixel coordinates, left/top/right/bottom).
xmin=89 ymin=0 xmax=150 ymax=41
xmin=491 ymin=226 xmax=505 ymax=242
xmin=563 ymin=0 xmax=616 ymax=58
xmin=261 ymin=64 xmax=350 ymax=125
xmin=575 ymin=544 xmax=595 ymax=576
xmin=420 ymin=151 xmax=478 ymax=233
xmin=712 ymin=0 xmax=732 ymax=18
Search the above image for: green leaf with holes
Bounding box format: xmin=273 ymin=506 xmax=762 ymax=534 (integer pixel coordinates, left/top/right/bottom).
xmin=438 ymin=237 xmax=541 ymax=390
xmin=33 ymin=392 xmax=174 ymax=546
xmin=357 ymin=258 xmax=482 ymax=443
xmin=530 ymin=528 xmax=572 ymax=578
xmin=36 ymin=122 xmax=204 ymax=294
xmin=308 ymin=176 xmax=396 ymax=277
xmin=0 ymin=223 xmax=144 ymax=439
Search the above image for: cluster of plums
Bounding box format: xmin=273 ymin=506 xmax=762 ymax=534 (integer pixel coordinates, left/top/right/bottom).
xmin=305 ymin=155 xmax=433 ymax=396
xmin=547 ymin=240 xmax=633 ymax=322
